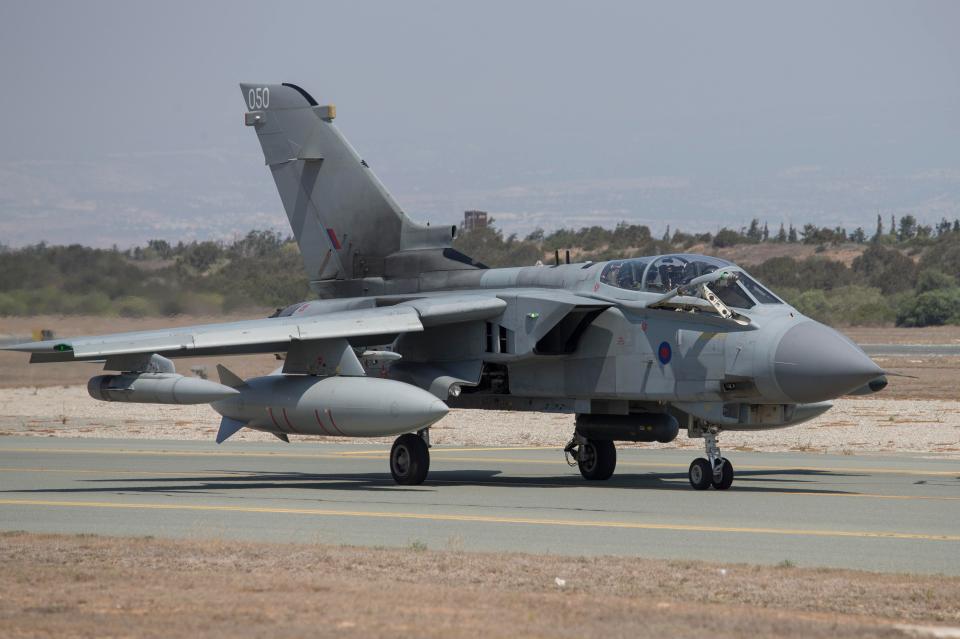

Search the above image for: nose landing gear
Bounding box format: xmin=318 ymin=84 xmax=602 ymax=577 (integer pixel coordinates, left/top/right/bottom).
xmin=688 ymin=427 xmax=733 ymax=490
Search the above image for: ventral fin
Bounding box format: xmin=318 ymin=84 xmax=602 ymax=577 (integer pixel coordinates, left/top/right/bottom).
xmin=215 ymin=416 xmax=246 ymax=444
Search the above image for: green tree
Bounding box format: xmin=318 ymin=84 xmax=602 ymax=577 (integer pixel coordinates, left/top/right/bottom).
xmin=712 ymin=228 xmax=744 ymax=248
xmin=898 ymin=215 xmax=918 ymax=242
xmin=851 ymin=244 xmax=917 ymax=294
xmin=776 ymin=223 xmax=787 ymax=243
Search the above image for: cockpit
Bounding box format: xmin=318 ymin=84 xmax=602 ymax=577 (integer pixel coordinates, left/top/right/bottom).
xmin=598 ymin=254 xmax=783 ymax=310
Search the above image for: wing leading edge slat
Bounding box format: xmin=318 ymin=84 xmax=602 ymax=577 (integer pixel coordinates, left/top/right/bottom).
xmin=8 ymin=306 xmax=424 ymax=363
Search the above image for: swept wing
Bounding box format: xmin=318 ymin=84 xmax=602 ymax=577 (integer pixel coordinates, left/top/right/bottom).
xmin=4 ymin=297 xmax=507 ymax=368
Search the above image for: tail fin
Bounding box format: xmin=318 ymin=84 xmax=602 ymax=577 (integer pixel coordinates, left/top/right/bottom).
xmin=240 ymin=82 xmax=456 ymax=288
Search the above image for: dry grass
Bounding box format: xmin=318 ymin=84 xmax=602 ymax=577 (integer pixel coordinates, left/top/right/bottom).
xmin=1 ymin=531 xmax=958 ymax=638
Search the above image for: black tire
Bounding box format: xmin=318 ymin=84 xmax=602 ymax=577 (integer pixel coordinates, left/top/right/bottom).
xmin=578 ymin=439 xmax=616 ymax=481
xmin=712 ymin=458 xmax=734 ymax=490
xmin=688 ymin=458 xmax=713 ymax=490
xmin=390 ymin=434 xmax=430 ymax=485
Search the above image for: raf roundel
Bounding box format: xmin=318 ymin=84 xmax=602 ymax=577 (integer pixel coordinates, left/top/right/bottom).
xmin=657 ymin=341 xmax=672 ymax=365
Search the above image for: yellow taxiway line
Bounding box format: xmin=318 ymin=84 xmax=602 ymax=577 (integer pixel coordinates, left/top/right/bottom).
xmin=0 ymin=466 xmax=248 ymax=477
xmin=0 ymin=498 xmax=957 ymax=542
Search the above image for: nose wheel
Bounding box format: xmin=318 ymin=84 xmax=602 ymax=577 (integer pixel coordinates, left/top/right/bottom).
xmin=688 ymin=429 xmax=734 ymax=490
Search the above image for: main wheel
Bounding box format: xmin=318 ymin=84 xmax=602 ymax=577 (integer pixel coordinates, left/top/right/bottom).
xmin=688 ymin=458 xmax=713 ymax=490
xmin=577 ymin=439 xmax=616 ymax=481
xmin=390 ymin=433 xmax=430 ymax=485
xmin=712 ymin=458 xmax=734 ymax=490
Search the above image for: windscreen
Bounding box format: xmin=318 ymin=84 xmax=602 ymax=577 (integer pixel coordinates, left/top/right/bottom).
xmin=738 ymin=273 xmax=783 ymax=304
xmin=598 ymin=254 xmax=782 ymax=310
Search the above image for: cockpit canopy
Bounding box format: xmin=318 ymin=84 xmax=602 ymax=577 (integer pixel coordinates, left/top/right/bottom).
xmin=599 ymin=254 xmax=782 ymax=309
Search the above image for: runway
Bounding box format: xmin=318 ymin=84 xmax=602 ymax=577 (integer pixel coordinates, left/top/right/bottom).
xmin=0 ymin=436 xmax=958 ymax=575
xmin=861 ymin=343 xmax=960 ymax=356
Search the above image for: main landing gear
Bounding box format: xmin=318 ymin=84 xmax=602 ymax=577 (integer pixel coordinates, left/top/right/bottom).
xmin=565 ymin=434 xmax=617 ymax=481
xmin=390 ymin=429 xmax=431 ymax=485
xmin=688 ymin=428 xmax=733 ymax=490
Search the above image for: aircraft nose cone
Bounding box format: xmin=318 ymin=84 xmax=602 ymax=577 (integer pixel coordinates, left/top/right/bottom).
xmin=774 ymin=322 xmax=884 ymax=403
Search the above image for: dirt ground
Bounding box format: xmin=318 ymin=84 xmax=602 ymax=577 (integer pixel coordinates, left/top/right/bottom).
xmin=1 ymin=532 xmax=958 ymax=639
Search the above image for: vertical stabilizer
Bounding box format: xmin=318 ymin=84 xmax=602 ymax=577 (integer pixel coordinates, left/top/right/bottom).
xmin=240 ymin=82 xmax=455 ymax=287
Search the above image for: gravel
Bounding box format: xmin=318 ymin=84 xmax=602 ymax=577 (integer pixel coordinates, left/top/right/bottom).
xmin=1 ymin=385 xmax=958 ymax=456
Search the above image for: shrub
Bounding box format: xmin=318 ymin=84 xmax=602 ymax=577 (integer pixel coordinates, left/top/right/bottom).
xmin=915 ymin=269 xmax=956 ymax=293
xmin=896 ymin=289 xmax=960 ymax=327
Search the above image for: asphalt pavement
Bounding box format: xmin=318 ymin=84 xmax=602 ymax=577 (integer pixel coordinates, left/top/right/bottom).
xmin=1 ymin=436 xmax=958 ymax=575
xmin=860 ymin=343 xmax=960 ymax=356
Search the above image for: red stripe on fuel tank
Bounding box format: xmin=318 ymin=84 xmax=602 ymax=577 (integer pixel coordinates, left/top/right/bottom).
xmin=267 ymin=406 xmax=281 ymax=430
xmin=314 ymin=409 xmax=332 ymax=436
xmin=325 ymin=408 xmax=346 ymax=436
xmin=281 ymin=408 xmax=299 ymax=433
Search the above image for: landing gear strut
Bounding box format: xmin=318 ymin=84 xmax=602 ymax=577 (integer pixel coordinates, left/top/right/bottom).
xmin=688 ymin=427 xmax=733 ymax=490
xmin=390 ymin=429 xmax=430 ymax=485
xmin=565 ymin=434 xmax=617 ymax=480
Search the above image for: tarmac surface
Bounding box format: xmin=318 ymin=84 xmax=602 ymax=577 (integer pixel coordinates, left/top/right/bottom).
xmin=0 ymin=436 xmax=958 ymax=575
xmin=861 ymin=343 xmax=960 ymax=356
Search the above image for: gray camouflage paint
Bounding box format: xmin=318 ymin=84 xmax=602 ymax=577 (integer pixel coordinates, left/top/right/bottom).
xmin=4 ymin=83 xmax=886 ymax=444
xmin=239 ymin=82 xmax=882 ymax=433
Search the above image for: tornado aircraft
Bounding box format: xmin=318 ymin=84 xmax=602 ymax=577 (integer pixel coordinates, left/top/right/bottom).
xmin=6 ymin=82 xmax=889 ymax=490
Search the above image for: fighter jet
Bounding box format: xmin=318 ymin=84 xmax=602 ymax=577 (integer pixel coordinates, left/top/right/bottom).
xmin=5 ymin=82 xmax=888 ymax=490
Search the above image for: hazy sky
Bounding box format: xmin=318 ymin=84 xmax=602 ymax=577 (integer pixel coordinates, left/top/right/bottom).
xmin=1 ymin=0 xmax=958 ymax=246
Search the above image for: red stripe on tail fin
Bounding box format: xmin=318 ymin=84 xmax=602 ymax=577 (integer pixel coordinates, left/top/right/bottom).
xmin=326 ymin=228 xmax=342 ymax=250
